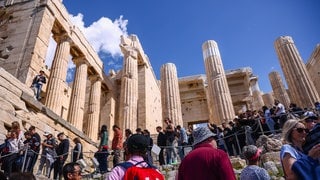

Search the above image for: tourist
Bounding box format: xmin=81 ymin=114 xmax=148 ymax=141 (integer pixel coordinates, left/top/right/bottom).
xmin=303 ymin=116 xmax=317 ymax=131
xmin=240 ymin=145 xmax=270 ymax=180
xmin=280 ymin=119 xmax=320 ymax=179
xmin=177 ymin=126 xmax=236 ymax=180
xmin=31 ymin=70 xmax=46 ymax=100
xmin=164 ymin=118 xmax=176 ymax=164
xmin=274 ymin=99 xmax=287 ymax=128
xmin=123 ymin=129 xmax=132 ymax=161
xmin=72 ymin=137 xmax=83 ymax=162
xmin=135 ymin=128 xmax=142 ymax=134
xmin=143 ymin=129 xmax=153 ymax=165
xmin=262 ymin=106 xmax=275 ymax=134
xmin=28 ymin=126 xmax=41 ymax=173
xmin=108 ymin=134 xmax=164 ymax=180
xmin=62 ymin=162 xmax=82 ymax=180
xmin=96 ymin=125 xmax=109 ymax=173
xmin=176 ymin=125 xmax=188 ymax=160
xmin=22 ymin=131 xmax=39 ymax=172
xmin=36 ymin=131 xmax=57 ymax=177
xmin=99 ymin=125 xmax=109 ymax=151
xmin=111 ymin=125 xmax=123 ymax=167
xmin=53 ymin=132 xmax=70 ymax=180
xmin=2 ymin=130 xmax=20 ymax=178
xmin=156 ymin=126 xmax=166 ymax=165
xmin=222 ymin=122 xmax=238 ymax=156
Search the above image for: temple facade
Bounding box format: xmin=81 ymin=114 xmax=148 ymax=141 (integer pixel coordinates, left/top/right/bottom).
xmin=1 ymin=1 xmax=320 ymax=163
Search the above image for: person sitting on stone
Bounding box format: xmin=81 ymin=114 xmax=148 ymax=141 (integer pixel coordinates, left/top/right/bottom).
xmin=31 ymin=70 xmax=46 ymax=100
xmin=240 ymin=145 xmax=270 ymax=180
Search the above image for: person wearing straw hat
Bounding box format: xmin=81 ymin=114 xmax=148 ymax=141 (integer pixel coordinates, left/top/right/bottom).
xmin=240 ymin=145 xmax=270 ymax=180
xmin=177 ymin=126 xmax=236 ymax=180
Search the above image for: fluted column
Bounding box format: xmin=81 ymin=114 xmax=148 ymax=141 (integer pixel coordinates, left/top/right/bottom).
xmin=262 ymin=93 xmax=275 ymax=108
xmin=45 ymin=34 xmax=70 ymax=115
xmin=67 ymin=57 xmax=88 ymax=130
xmin=86 ymin=75 xmax=102 ymax=141
xmin=202 ymin=40 xmax=235 ymax=124
xmin=160 ymin=63 xmax=183 ymax=126
xmin=268 ymin=71 xmax=290 ymax=108
xmin=250 ymin=76 xmax=264 ymax=110
xmin=274 ymin=36 xmax=319 ymax=108
xmin=119 ymin=46 xmax=138 ymax=131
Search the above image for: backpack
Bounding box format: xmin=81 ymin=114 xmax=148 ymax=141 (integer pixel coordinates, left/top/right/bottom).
xmin=118 ymin=161 xmax=164 ymax=180
xmin=303 ymin=123 xmax=320 ymax=154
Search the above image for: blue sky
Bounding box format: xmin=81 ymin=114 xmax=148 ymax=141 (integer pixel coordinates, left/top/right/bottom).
xmin=62 ymin=0 xmax=320 ymax=93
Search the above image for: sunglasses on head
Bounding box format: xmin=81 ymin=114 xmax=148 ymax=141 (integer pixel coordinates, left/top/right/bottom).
xmin=294 ymin=127 xmax=309 ymax=133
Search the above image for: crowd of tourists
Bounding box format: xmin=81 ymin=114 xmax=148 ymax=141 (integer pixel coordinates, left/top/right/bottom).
xmin=1 ymin=99 xmax=320 ymax=179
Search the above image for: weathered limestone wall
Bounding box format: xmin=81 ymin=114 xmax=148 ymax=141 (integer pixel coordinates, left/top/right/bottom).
xmin=179 ymin=75 xmax=209 ymax=127
xmin=138 ymin=64 xmax=162 ymax=134
xmin=0 ymin=67 xmax=97 ymax=161
xmin=306 ymin=44 xmax=320 ymax=97
xmin=226 ymin=68 xmax=252 ymax=114
xmin=275 ymin=36 xmax=319 ymax=108
xmin=0 ymin=0 xmax=55 ymax=84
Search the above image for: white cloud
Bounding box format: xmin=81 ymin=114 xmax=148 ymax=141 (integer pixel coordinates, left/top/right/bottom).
xmin=70 ymin=13 xmax=128 ymax=58
xmin=45 ymin=14 xmax=128 ymax=82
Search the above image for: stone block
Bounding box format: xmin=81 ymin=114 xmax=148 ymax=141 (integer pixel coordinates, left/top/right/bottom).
xmin=42 ymin=106 xmax=59 ymax=121
xmin=0 ymin=67 xmax=34 ymax=95
xmin=0 ymin=85 xmax=27 ymax=111
xmin=21 ymin=91 xmax=44 ymax=111
xmin=0 ymin=96 xmax=15 ymax=115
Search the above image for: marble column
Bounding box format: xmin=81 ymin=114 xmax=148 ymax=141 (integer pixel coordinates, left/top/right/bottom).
xmin=268 ymin=71 xmax=290 ymax=108
xmin=119 ymin=46 xmax=138 ymax=131
xmin=67 ymin=57 xmax=88 ymax=130
xmin=45 ymin=34 xmax=70 ymax=115
xmin=160 ymin=63 xmax=183 ymax=126
xmin=274 ymin=36 xmax=319 ymax=108
xmin=250 ymin=76 xmax=264 ymax=110
xmin=86 ymin=75 xmax=102 ymax=141
xmin=202 ymin=40 xmax=235 ymax=124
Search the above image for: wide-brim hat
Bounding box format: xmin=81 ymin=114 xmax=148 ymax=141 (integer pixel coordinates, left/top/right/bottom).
xmin=192 ymin=126 xmax=216 ymax=146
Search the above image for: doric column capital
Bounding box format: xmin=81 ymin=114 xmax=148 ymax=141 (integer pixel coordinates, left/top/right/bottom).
xmin=73 ymin=56 xmax=88 ymax=66
xmin=53 ymin=33 xmax=72 ymax=44
xmin=120 ymin=45 xmax=138 ymax=59
xmin=89 ymin=74 xmax=102 ymax=83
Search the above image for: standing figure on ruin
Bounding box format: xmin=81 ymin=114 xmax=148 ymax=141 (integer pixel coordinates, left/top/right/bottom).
xmin=31 ymin=70 xmax=46 ymax=100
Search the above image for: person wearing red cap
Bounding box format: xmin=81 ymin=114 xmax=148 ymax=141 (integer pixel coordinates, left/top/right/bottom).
xmin=240 ymin=145 xmax=270 ymax=180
